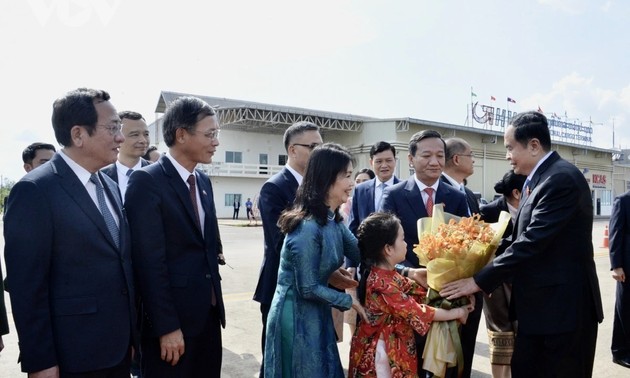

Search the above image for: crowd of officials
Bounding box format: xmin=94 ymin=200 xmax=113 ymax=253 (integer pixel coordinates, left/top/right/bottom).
xmin=0 ymin=88 xmax=628 ymax=377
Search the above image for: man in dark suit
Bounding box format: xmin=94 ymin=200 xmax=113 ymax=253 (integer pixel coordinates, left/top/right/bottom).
xmin=4 ymin=88 xmax=136 ymax=377
xmin=348 ymin=141 xmax=400 ymax=235
xmin=609 ymin=190 xmax=630 ymax=368
xmin=101 ymin=111 xmax=151 ymax=201
xmin=441 ymin=137 xmax=478 ymax=215
xmin=440 ymin=137 xmax=482 ymax=378
xmin=381 ymin=130 xmax=469 ymax=376
xmin=22 ymin=142 xmax=57 ymax=172
xmin=381 ymin=130 xmax=469 ymax=268
xmin=125 ymin=96 xmax=225 ymax=377
xmin=253 ymin=121 xmax=322 ymax=376
xmin=441 ymin=111 xmax=604 ymax=377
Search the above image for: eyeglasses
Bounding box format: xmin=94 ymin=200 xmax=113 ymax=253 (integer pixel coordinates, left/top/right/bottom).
xmin=292 ymin=143 xmax=321 ymax=150
xmin=191 ymin=129 xmax=220 ymax=140
xmin=96 ymin=122 xmax=123 ymax=136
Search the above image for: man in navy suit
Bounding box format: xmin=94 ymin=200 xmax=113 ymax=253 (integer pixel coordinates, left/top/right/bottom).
xmin=101 ymin=111 xmax=151 ymax=201
xmin=253 ymin=121 xmax=323 ymax=376
xmin=442 ymin=111 xmax=603 ymax=377
xmin=440 ymin=137 xmax=482 ymax=378
xmin=609 ymin=190 xmax=630 ymax=368
xmin=22 ymin=142 xmax=57 ymax=172
xmin=381 ymin=130 xmax=469 ymax=376
xmin=4 ymin=88 xmax=136 ymax=377
xmin=125 ymin=96 xmax=226 ymax=377
xmin=348 ymin=141 xmax=399 ymax=235
xmin=381 ymin=130 xmax=469 ymax=267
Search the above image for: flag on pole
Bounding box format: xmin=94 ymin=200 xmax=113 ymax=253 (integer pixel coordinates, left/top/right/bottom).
xmin=491 ymin=96 xmax=496 ymax=101
xmin=564 ymin=110 xmax=568 ymax=118
xmin=507 ymin=97 xmax=516 ymax=103
xmin=471 ymin=91 xmax=477 ymax=97
xmin=537 ymin=106 xmax=543 ymax=113
xmin=553 ymin=112 xmax=559 ymax=119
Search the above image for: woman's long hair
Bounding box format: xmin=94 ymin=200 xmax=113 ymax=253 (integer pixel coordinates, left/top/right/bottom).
xmin=279 ymin=143 xmax=353 ymax=234
xmin=356 ymin=212 xmax=400 ymax=305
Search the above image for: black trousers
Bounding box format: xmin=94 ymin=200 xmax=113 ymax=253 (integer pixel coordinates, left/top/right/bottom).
xmin=259 ymin=302 xmax=271 ymax=378
xmin=511 ymin=313 xmax=598 ymax=377
xmin=612 ymin=278 xmax=630 ymax=358
xmin=141 ymin=307 xmax=222 ymax=378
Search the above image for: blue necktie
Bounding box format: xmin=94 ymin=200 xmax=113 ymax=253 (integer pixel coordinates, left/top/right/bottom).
xmin=126 ymin=168 xmax=133 ymax=177
xmin=521 ymin=178 xmax=531 ymax=200
xmin=376 ymin=182 xmax=387 ymax=210
xmin=90 ymin=173 xmax=120 ymax=249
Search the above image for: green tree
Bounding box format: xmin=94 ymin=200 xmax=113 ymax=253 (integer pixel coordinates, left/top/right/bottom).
xmin=1 ymin=177 xmax=16 ymax=215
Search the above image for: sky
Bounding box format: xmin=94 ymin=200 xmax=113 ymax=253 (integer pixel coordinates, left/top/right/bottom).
xmin=1 ymin=0 xmax=629 ymax=183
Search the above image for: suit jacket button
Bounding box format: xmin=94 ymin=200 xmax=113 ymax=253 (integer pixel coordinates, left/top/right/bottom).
xmin=205 ymin=274 xmax=211 ymax=279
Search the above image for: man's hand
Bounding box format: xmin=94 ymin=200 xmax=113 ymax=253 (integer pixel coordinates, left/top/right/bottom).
xmin=408 ymin=268 xmax=428 ymax=288
xmin=160 ymin=329 xmax=185 ymax=366
xmin=329 ymin=268 xmax=358 ymax=290
xmin=612 ymin=267 xmax=626 ymax=283
xmin=439 ymin=277 xmax=481 ymax=300
xmin=28 ymin=366 xmax=59 ymax=378
xmin=217 ymin=253 xmax=226 ymax=265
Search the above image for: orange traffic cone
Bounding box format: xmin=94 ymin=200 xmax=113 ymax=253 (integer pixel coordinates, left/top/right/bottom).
xmin=601 ymin=225 xmax=609 ymax=248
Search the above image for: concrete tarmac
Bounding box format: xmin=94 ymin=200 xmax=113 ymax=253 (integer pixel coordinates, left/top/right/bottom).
xmin=0 ymin=218 xmax=627 ymax=377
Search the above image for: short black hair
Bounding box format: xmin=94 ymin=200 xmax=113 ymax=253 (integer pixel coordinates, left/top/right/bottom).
xmin=119 ymin=111 xmax=145 ymax=121
xmin=162 ymin=97 xmax=216 ymax=147
xmin=52 ymin=88 xmax=111 ymax=147
xmin=510 ymin=111 xmax=551 ymax=151
xmin=283 ymin=121 xmax=319 ymax=151
xmin=142 ymin=145 xmax=158 ymax=161
xmin=22 ymin=142 xmax=56 ymax=164
xmin=494 ymin=170 xmax=527 ymax=197
xmin=409 ymin=130 xmax=445 ymax=156
xmin=279 ymin=143 xmax=353 ymax=233
xmin=369 ymin=141 xmax=396 ymax=159
xmin=355 ymin=168 xmax=375 ymax=180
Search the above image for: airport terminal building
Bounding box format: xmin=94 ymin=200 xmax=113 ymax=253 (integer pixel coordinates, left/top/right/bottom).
xmin=149 ymin=91 xmax=626 ymax=219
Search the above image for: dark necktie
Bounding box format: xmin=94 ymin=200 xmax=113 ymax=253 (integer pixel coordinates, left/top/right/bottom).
xmin=188 ymin=174 xmax=217 ymax=306
xmin=126 ymin=169 xmax=133 ymax=177
xmin=424 ymin=187 xmax=434 ymax=216
xmin=521 ymin=178 xmax=531 ymax=201
xmin=89 ymin=173 xmax=120 ymax=249
xmin=187 ymin=174 xmax=201 ymax=229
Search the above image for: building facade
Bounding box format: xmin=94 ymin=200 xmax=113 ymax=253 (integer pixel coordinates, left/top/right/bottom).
xmin=150 ymin=91 xmax=619 ymax=218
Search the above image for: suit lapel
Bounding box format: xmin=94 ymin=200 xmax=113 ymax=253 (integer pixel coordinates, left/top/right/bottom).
xmin=53 ymin=156 xmax=119 ymax=250
xmin=513 ymin=151 xmax=561 ymax=232
xmin=403 ymin=177 xmax=425 ymax=219
xmin=366 ymin=179 xmax=376 ymax=213
xmin=160 ymin=158 xmax=202 ymax=235
xmin=281 ymin=167 xmax=299 ymax=203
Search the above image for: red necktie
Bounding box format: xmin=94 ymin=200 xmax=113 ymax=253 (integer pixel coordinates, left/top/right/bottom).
xmin=187 ymin=174 xmax=201 ymax=229
xmin=424 ymin=187 xmax=434 ymax=216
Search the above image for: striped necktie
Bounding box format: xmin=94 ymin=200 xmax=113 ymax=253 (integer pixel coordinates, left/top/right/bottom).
xmin=424 ymin=187 xmax=434 ymax=216
xmin=89 ymin=173 xmax=120 ymax=249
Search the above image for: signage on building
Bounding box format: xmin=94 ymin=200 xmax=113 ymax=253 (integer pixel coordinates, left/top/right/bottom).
xmin=471 ymin=102 xmax=593 ymax=145
xmin=592 ymin=174 xmax=607 ymax=188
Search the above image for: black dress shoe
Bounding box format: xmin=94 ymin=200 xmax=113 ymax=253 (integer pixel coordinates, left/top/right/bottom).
xmin=613 ymin=355 xmax=630 ymax=368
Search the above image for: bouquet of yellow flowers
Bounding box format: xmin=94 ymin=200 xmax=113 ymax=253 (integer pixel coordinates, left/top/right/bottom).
xmin=413 ymin=204 xmax=510 ymax=378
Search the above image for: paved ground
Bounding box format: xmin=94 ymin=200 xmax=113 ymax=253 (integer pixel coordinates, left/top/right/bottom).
xmin=0 ymin=218 xmax=627 ymax=377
